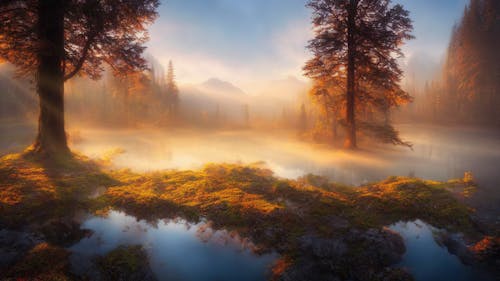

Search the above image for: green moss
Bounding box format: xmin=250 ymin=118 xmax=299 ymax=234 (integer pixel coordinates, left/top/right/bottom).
xmin=0 ymin=153 xmax=485 ymax=266
xmin=97 ymin=245 xmax=155 ymax=281
xmin=98 ymin=245 xmax=145 ymax=272
xmin=0 ymin=152 xmax=118 ymax=226
xmin=0 ymin=153 xmax=478 ymax=236
xmin=3 ymin=243 xmax=73 ymax=280
xmin=94 ymin=165 xmax=481 ymax=254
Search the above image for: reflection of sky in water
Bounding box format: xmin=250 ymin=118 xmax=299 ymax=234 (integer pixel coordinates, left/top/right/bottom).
xmin=389 ymin=220 xmax=495 ymax=281
xmin=69 ymin=211 xmax=277 ymax=281
xmin=3 ymin=124 xmax=498 ymax=280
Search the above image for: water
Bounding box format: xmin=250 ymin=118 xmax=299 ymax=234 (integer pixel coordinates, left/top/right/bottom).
xmin=3 ymin=123 xmax=498 ymax=216
xmin=2 ymin=123 xmax=500 ymax=191
xmin=2 ymin=123 xmax=499 ymax=280
xmin=66 ymin=125 xmax=499 ymax=185
xmin=69 ymin=210 xmax=277 ymax=281
xmin=390 ymin=220 xmax=495 ymax=281
xmin=70 ymin=214 xmax=497 ymax=281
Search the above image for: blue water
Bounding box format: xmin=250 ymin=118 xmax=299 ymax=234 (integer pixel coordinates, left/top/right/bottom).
xmin=390 ymin=220 xmax=494 ymax=281
xmin=69 ymin=210 xmax=277 ymax=281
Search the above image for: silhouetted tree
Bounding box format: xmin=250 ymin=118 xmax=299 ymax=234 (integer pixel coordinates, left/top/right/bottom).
xmin=0 ymin=0 xmax=159 ymax=156
xmin=304 ymin=0 xmax=413 ymax=148
xmin=165 ymin=60 xmax=179 ymax=116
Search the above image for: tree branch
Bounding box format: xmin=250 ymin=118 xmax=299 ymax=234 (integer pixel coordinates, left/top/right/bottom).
xmin=63 ymin=32 xmax=95 ymax=81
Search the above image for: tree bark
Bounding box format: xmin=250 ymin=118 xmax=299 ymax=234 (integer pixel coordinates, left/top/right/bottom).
xmin=32 ymin=0 xmax=69 ymax=155
xmin=345 ymin=0 xmax=358 ymax=149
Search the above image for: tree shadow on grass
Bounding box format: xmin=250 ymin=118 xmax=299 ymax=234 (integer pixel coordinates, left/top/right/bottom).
xmin=0 ymin=150 xmax=119 ymax=228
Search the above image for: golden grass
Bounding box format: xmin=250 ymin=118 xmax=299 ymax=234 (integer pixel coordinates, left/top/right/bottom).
xmin=3 ymin=242 xmax=71 ymax=280
xmin=0 ymin=152 xmax=488 ymax=280
xmin=0 ymin=152 xmax=117 ymax=226
xmin=100 ymin=163 xmax=479 ymax=246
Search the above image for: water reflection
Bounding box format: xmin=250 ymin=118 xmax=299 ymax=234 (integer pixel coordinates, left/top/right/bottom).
xmin=69 ymin=210 xmax=277 ymax=281
xmin=389 ymin=220 xmax=494 ymax=281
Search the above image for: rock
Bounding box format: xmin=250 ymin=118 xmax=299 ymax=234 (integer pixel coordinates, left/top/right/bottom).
xmin=435 ymin=232 xmax=475 ymax=265
xmin=346 ymin=227 xmax=406 ymax=266
xmin=299 ymin=235 xmax=348 ymax=260
xmin=0 ymin=229 xmax=43 ymax=267
xmin=278 ymin=227 xmax=408 ymax=281
xmin=277 ymin=258 xmax=342 ymax=281
xmin=377 ymin=268 xmax=414 ymax=281
xmin=327 ymin=216 xmax=350 ymax=230
xmin=96 ymin=245 xmax=157 ymax=281
xmin=38 ymin=219 xmax=92 ymax=247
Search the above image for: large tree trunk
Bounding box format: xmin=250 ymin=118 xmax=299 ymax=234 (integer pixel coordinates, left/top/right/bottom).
xmin=33 ymin=0 xmax=69 ymax=156
xmin=345 ymin=0 xmax=357 ymax=149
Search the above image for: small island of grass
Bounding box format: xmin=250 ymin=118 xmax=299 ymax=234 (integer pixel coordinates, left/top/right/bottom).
xmin=0 ymin=152 xmax=497 ymax=280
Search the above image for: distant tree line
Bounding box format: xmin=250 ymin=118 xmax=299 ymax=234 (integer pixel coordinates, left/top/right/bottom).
xmin=66 ymin=57 xmax=180 ymax=127
xmin=406 ymin=0 xmax=499 ymax=127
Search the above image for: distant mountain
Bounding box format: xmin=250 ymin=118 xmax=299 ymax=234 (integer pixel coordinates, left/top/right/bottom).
xmin=178 ymin=78 xmax=249 ymax=119
xmin=199 ymin=78 xmax=247 ymax=96
xmin=177 ymin=76 xmax=310 ymax=119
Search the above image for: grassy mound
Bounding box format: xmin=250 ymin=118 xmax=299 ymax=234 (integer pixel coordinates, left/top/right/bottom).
xmin=97 ymin=245 xmax=156 ymax=281
xmin=0 ymin=152 xmax=487 ymax=280
xmin=2 ymin=242 xmax=72 ymax=280
xmin=103 ymin=164 xmax=477 ymax=236
xmin=0 ymin=153 xmax=117 ymax=226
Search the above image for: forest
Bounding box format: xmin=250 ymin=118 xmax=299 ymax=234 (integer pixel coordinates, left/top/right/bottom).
xmin=0 ymin=1 xmax=499 ymax=281
xmin=400 ymin=0 xmax=500 ymax=126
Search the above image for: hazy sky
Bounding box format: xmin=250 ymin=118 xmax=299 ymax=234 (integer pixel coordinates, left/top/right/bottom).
xmin=147 ymin=0 xmax=469 ymax=90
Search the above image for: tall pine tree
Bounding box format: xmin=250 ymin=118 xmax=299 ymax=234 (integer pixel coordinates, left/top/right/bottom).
xmin=304 ymin=0 xmax=413 ymax=148
xmin=0 ymin=0 xmax=159 ymax=156
xmin=165 ymin=60 xmax=179 ymax=116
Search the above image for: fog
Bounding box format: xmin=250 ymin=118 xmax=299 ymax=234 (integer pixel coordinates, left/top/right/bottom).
xmin=2 ymin=121 xmax=498 ymax=211
xmin=0 ymin=0 xmax=498 ymax=237
xmin=67 ymin=123 xmax=500 ymax=223
xmin=72 ymin=125 xmax=500 ymax=202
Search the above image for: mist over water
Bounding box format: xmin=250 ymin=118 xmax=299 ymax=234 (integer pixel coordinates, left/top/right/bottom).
xmin=0 ymin=121 xmax=500 ymax=221
xmin=1 ymin=1 xmax=498 ymax=281
xmin=67 ymin=123 xmax=500 ymax=217
xmin=3 ymin=122 xmax=498 ymax=191
xmin=67 ymin=125 xmax=498 ymax=185
xmin=2 ymin=122 xmax=499 ymax=198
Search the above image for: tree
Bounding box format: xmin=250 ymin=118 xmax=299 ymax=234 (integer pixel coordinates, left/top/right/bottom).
xmin=441 ymin=0 xmax=500 ymax=125
xmin=0 ymin=0 xmax=159 ymax=156
xmin=309 ymin=77 xmax=343 ymax=141
xmin=304 ymin=0 xmax=413 ymax=149
xmin=165 ymin=60 xmax=179 ymax=116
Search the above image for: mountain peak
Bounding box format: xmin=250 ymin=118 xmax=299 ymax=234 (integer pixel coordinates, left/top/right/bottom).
xmin=200 ymin=78 xmax=246 ymax=95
